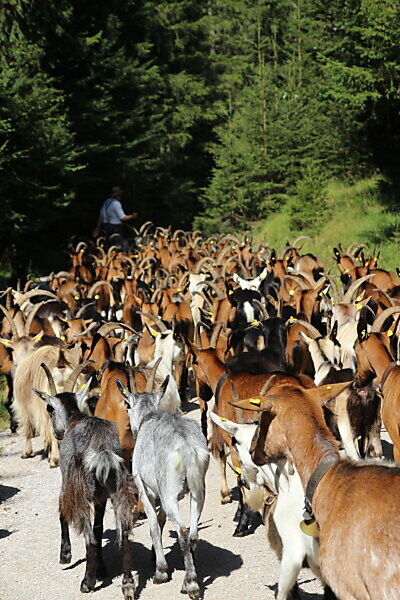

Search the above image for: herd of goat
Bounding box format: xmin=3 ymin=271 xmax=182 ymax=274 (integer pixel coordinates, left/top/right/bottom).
xmin=1 ymin=223 xmax=400 ymax=600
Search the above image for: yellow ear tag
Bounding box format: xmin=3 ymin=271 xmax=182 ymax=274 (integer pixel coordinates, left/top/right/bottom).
xmin=207 ymin=311 xmax=213 ymax=316
xmin=134 ymin=296 xmax=141 ymax=302
xmin=220 ymin=417 xmax=228 ymax=422
xmin=355 ymin=295 xmax=363 ymax=302
xmin=356 ymin=303 xmax=363 ymax=311
xmin=60 ymin=336 xmax=65 ymax=341
xmin=289 ymin=316 xmax=297 ymax=323
xmin=326 ymin=385 xmax=332 ymax=390
xmin=260 ymin=272 xmax=266 ymax=280
xmin=343 ymin=269 xmax=349 ymax=274
xmin=234 ymin=466 xmax=242 ymax=475
xmin=289 ymin=289 xmax=295 ymax=296
xmin=266 ymin=259 xmax=270 ymax=264
xmin=80 ymin=384 xmax=87 ymax=390
xmin=331 ymin=300 xmax=335 ymax=305
xmin=34 ymin=333 xmax=43 ymax=341
xmin=285 ymin=255 xmax=290 ymax=260
xmin=94 ymin=294 xmax=100 ymax=299
xmin=387 ymin=329 xmax=394 ymax=337
xmin=229 ymin=290 xmax=234 ymax=295
xmin=74 ymin=296 xmax=80 ymax=300
xmin=150 ymin=328 xmax=160 ymax=337
xmin=176 ymin=288 xmax=182 ymax=292
xmin=149 ymin=288 xmax=155 ymax=292
xmin=300 ymin=519 xmax=320 ymax=538
xmin=250 ymin=320 xmax=259 ymax=326
xmin=3 ymin=339 xmax=10 ymax=346
xmin=249 ymin=397 xmax=261 ymax=406
xmin=80 ymin=248 xmax=84 ymax=253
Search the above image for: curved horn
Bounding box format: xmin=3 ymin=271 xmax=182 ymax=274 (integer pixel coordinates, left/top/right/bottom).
xmin=75 ymin=241 xmax=87 ymax=252
xmin=40 ymin=363 xmax=57 ymax=396
xmin=287 ymin=319 xmax=321 ymax=339
xmin=371 ymin=288 xmax=395 ymax=307
xmin=19 ymin=289 xmax=59 ymax=305
xmin=194 ymin=321 xmax=210 ymax=348
xmin=146 ymin=356 xmax=163 ymax=393
xmin=229 ymin=380 xmax=240 ymax=404
xmin=87 ymin=280 xmax=114 ymax=298
xmin=65 ymin=360 xmax=95 ymax=393
xmin=0 ymin=303 xmax=19 ymax=337
xmin=127 ymin=364 xmax=137 ymax=394
xmin=371 ymin=307 xmax=400 ymax=333
xmin=210 ymin=322 xmax=224 ymax=349
xmin=283 ymin=275 xmax=308 ymax=290
xmin=75 ymin=301 xmax=96 ymax=318
xmin=139 ymin=220 xmax=153 ymax=235
xmin=73 ymin=321 xmax=98 ymax=337
xmin=137 ymin=311 xmax=168 ymax=333
xmin=292 ymin=235 xmax=312 ymax=246
xmin=260 ymin=374 xmax=278 ymax=396
xmin=205 ymin=281 xmax=226 ymax=300
xmin=294 ymin=270 xmax=316 ymax=286
xmin=346 ymin=241 xmax=367 ymax=255
xmin=253 ymin=299 xmax=269 ymax=320
xmin=25 ymin=300 xmax=56 ymax=336
xmin=343 ymin=274 xmax=376 ymax=303
xmin=96 ymin=322 xmax=137 ymax=337
xmin=54 ymin=271 xmax=71 ymax=279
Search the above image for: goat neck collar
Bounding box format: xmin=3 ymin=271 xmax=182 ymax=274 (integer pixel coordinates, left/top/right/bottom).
xmin=380 ymin=361 xmax=399 ymax=390
xmin=304 ymin=453 xmax=338 ymax=521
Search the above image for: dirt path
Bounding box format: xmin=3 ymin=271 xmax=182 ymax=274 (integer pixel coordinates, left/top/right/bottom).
xmin=0 ymin=406 xmax=328 ymax=600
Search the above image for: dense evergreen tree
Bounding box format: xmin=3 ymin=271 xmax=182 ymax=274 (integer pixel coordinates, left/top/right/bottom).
xmin=0 ymin=0 xmax=398 ymax=277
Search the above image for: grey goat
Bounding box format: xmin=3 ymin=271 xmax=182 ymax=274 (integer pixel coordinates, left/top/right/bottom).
xmin=33 ymin=364 xmax=138 ymax=599
xmin=116 ymin=375 xmax=210 ymax=599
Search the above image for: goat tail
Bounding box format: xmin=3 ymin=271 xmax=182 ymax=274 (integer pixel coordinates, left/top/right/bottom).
xmin=84 ymin=445 xmax=124 ymax=488
xmin=185 ymin=445 xmax=210 ymax=498
xmin=111 ymin=470 xmax=139 ymax=544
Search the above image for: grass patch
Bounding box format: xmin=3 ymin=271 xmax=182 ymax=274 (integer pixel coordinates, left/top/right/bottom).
xmin=0 ymin=376 xmax=10 ymax=432
xmin=254 ymin=176 xmax=400 ymax=272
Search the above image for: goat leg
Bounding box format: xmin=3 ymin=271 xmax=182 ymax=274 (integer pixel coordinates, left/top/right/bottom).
xmin=120 ymin=526 xmax=135 ymax=600
xmin=80 ymin=526 xmax=98 ymax=593
xmin=59 ymin=515 xmax=71 ymax=564
xmin=179 ymin=527 xmax=200 ymax=599
xmin=93 ymin=502 xmax=107 ymax=579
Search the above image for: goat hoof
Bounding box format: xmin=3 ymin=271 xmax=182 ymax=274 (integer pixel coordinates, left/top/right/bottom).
xmin=233 ymin=528 xmax=249 ymax=537
xmin=59 ymin=550 xmax=72 ymax=564
xmin=181 ymin=578 xmax=199 ymax=598
xmin=220 ymin=496 xmax=231 ymax=505
xmin=153 ymin=571 xmax=169 ymax=584
xmin=122 ymin=576 xmax=135 ymax=600
xmin=80 ymin=578 xmax=95 ymax=593
xmin=21 ymin=452 xmax=33 ymax=459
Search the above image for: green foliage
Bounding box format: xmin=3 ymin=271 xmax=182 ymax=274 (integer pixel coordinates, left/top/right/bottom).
xmin=254 ymin=176 xmax=400 ymax=272
xmin=0 ymin=0 xmax=399 ymax=276
xmin=286 ymin=163 xmax=329 ymax=234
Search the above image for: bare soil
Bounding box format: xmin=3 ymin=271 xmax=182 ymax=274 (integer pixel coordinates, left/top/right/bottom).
xmin=0 ymin=404 xmax=340 ymax=600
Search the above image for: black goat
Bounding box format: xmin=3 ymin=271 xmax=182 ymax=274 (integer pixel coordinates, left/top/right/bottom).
xmin=33 ymin=365 xmax=138 ymax=599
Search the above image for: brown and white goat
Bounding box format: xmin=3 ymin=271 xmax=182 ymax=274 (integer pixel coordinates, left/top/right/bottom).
xmin=234 ymin=381 xmax=400 ymax=600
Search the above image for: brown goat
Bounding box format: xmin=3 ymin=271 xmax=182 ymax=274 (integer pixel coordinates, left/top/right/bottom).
xmin=235 ymin=381 xmax=400 ymax=599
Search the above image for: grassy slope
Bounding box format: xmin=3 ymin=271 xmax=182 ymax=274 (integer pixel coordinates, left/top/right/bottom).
xmin=253 ymin=177 xmax=400 ymax=272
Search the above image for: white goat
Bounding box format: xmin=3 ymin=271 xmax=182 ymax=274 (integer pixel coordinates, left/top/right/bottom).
xmin=116 ymin=376 xmax=210 ymax=599
xmin=210 ymin=413 xmax=334 ymax=600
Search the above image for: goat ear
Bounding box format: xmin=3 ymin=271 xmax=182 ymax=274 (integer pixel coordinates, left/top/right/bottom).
xmin=145 ymin=323 xmax=159 ymax=339
xmin=0 ymin=338 xmax=13 ymax=349
xmin=115 ymin=378 xmax=133 ymax=407
xmin=333 ymin=247 xmax=341 ymax=261
xmin=32 ymin=387 xmax=54 ymax=406
xmin=306 ymin=381 xmax=351 ymax=405
xmin=210 ymin=412 xmax=238 ymax=436
xmin=299 ymin=331 xmax=312 ymax=345
xmin=249 ymin=411 xmax=275 ymax=466
xmin=75 ymin=374 xmax=95 ymax=412
xmin=158 ymin=375 xmax=170 ymax=397
xmin=330 ymin=321 xmax=338 ymax=340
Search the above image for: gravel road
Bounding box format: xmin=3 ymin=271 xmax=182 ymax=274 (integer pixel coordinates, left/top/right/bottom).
xmin=0 ymin=405 xmax=332 ymax=600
